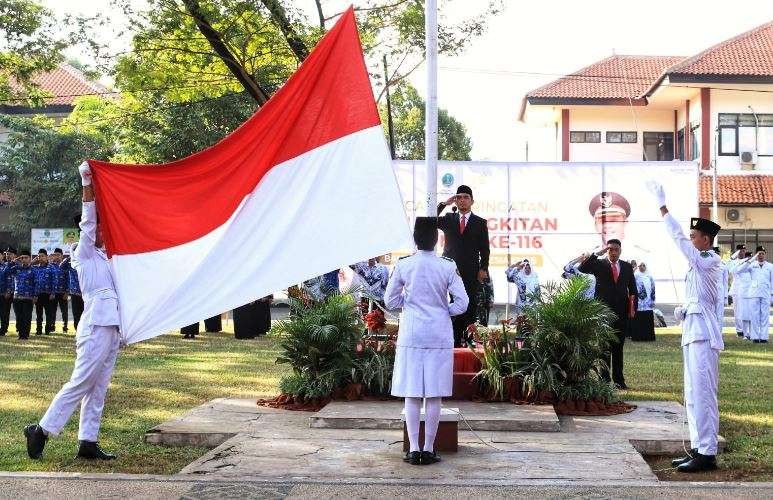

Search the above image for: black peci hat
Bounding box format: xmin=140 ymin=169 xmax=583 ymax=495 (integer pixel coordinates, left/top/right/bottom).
xmin=756 ymin=246 xmax=766 ymax=253
xmin=456 ymin=185 xmax=473 ymax=198
xmin=413 ymin=217 xmax=439 ymax=250
xmin=690 ymin=218 xmax=721 ymax=239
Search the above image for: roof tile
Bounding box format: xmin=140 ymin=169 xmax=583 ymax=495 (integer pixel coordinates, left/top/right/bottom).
xmin=699 ymin=174 xmax=773 ymax=206
xmin=668 ymin=21 xmax=773 ymax=77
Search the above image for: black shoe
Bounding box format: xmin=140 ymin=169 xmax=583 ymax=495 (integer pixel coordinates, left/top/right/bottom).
xmin=736 ymin=331 xmax=744 ymax=337
xmin=615 ymin=382 xmax=629 ymax=390
xmin=403 ymin=451 xmax=421 ymax=465
xmin=76 ymin=440 xmax=117 ymax=460
xmin=671 ymin=448 xmax=697 ymax=466
xmin=761 ymin=340 xmax=768 ymax=343
xmin=753 ymin=339 xmax=762 ymax=343
xmin=35 ymin=331 xmax=42 ymax=336
xmin=23 ymin=424 xmax=48 ymax=459
xmin=677 ymin=453 xmax=717 ymax=473
xmin=421 ymin=451 xmax=441 ymax=465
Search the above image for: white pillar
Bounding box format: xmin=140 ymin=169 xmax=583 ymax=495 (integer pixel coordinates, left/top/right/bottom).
xmin=424 ymin=0 xmax=438 ymax=217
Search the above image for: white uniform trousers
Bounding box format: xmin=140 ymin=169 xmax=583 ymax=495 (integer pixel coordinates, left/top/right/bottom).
xmin=732 ymin=293 xmax=744 ymax=334
xmin=40 ymin=325 xmax=120 ymax=441
xmin=748 ymin=298 xmax=770 ymax=341
xmin=683 ymin=340 xmax=720 ymax=456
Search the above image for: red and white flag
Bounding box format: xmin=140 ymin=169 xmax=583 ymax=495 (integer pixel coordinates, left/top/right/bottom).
xmin=89 ymin=8 xmax=412 ymax=344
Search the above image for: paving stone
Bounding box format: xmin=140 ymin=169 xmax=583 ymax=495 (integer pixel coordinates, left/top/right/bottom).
xmin=180 ymin=432 xmax=656 ymax=483
xmin=309 ymin=401 xmax=560 ymax=431
xmin=559 ymin=401 xmax=726 ymax=455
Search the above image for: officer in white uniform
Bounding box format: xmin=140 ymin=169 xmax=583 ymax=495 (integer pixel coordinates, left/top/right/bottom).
xmin=385 ymin=217 xmax=468 ymax=466
xmin=713 ymin=247 xmax=729 ymax=330
xmin=734 ymin=246 xmax=772 ymax=343
xmin=649 ymin=182 xmax=722 ymax=473
xmin=24 ymin=161 xmax=122 ymax=461
xmin=727 ymin=246 xmax=750 ymax=338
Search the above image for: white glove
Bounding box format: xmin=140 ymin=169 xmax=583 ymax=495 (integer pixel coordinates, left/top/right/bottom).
xmin=646 ymin=180 xmax=666 ymax=208
xmin=674 ymin=306 xmax=686 ymax=323
xmin=78 ymin=161 xmax=92 ymax=186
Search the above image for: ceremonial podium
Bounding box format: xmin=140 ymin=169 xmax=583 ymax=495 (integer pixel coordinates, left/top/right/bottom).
xmin=401 ymin=407 xmax=460 ymax=453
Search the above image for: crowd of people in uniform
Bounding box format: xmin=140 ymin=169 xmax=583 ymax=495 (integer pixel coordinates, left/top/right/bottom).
xmin=0 ymin=247 xmax=83 ymax=340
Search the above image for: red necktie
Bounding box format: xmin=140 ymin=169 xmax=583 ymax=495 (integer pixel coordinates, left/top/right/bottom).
xmin=611 ymin=262 xmax=619 ymax=283
xmin=459 ymin=214 xmax=466 ymax=234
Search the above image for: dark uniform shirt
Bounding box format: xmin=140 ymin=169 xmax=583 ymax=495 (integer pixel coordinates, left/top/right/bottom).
xmin=67 ymin=263 xmax=81 ymax=295
xmin=32 ymin=264 xmax=53 ymax=295
xmin=9 ymin=264 xmax=38 ymax=299
xmin=51 ymin=262 xmax=69 ymax=294
xmin=0 ymin=262 xmax=14 ymax=294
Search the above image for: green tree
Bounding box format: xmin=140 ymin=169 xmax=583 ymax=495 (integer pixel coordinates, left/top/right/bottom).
xmin=0 ymin=0 xmax=96 ymax=105
xmin=0 ymin=115 xmax=114 ymax=243
xmin=381 ymin=83 xmax=471 ymax=161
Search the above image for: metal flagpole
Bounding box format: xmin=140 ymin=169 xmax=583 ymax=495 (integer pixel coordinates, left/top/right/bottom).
xmin=425 ymin=0 xmax=438 ymax=217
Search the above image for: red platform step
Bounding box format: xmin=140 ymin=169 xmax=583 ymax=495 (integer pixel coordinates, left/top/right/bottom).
xmin=450 ymin=348 xmax=482 ymax=400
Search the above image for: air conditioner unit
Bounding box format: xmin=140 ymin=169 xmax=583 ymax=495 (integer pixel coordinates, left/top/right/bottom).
xmin=740 ymin=150 xmax=758 ymax=169
xmin=726 ymin=208 xmax=746 ymax=222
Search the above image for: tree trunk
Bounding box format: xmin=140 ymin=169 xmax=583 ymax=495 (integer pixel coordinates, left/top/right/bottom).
xmin=259 ymin=0 xmax=310 ymax=62
xmin=181 ymin=0 xmax=270 ymax=105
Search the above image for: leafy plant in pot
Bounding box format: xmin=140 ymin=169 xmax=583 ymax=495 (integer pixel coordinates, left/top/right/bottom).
xmin=518 ymin=276 xmax=619 ymax=403
xmin=273 ymin=290 xmax=363 ymax=403
xmin=470 ymin=320 xmax=526 ymax=401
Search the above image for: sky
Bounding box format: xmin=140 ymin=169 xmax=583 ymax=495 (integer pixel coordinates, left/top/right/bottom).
xmin=46 ymin=1 xmax=773 ymax=161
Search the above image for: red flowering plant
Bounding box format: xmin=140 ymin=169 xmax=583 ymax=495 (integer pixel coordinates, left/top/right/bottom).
xmin=363 ymin=308 xmax=386 ymax=332
xmin=471 ymin=317 xmax=528 ymax=400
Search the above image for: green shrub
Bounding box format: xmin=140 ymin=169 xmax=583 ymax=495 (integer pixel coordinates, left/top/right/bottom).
xmin=272 ymin=292 xmax=363 ymax=399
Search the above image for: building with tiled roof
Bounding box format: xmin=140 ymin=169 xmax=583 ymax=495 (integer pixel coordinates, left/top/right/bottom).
xmin=1 ymin=62 xmax=109 ymax=116
xmin=520 ymin=21 xmax=773 ymax=250
xmin=525 ymin=55 xmax=684 ymax=104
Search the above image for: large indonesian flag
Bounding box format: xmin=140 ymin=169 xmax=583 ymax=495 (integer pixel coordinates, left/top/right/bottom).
xmin=89 ymin=8 xmax=412 ymax=344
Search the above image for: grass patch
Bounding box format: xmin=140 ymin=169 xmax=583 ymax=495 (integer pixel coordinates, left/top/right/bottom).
xmin=0 ymin=324 xmax=769 ymax=479
xmin=0 ymin=323 xmax=286 ymax=474
xmin=625 ymin=327 xmax=772 ymax=481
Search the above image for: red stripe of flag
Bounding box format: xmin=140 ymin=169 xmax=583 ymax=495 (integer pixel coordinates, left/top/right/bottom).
xmin=91 ymin=7 xmax=380 ymax=256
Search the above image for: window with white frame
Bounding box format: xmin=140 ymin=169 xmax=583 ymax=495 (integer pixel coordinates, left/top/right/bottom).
xmin=718 ymin=113 xmax=773 ymax=156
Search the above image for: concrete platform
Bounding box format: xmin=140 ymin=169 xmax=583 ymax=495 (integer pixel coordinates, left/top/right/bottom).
xmin=179 ymin=429 xmax=657 ymax=483
xmin=559 ymin=400 xmax=726 ymax=455
xmin=309 ymin=401 xmax=561 ymax=432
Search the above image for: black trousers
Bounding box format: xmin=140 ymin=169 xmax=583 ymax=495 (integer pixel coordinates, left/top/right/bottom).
xmin=13 ymin=299 xmax=33 ymax=339
xmin=0 ymin=293 xmax=12 ymax=334
xmin=181 ymin=322 xmax=200 ymax=338
xmin=53 ymin=293 xmax=69 ymax=330
xmin=35 ymin=293 xmax=56 ymax=334
xmin=452 ymin=277 xmax=479 ymax=347
xmin=71 ymin=294 xmax=84 ymax=329
xmin=599 ymin=317 xmax=627 ymax=386
xmin=204 ymin=314 xmax=222 ymax=332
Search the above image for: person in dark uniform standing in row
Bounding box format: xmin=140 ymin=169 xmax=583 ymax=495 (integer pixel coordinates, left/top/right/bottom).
xmin=0 ymin=247 xmax=16 ymax=336
xmin=49 ymin=248 xmax=70 ymax=333
xmin=33 ymin=249 xmax=54 ymax=335
xmin=233 ymin=295 xmax=273 ymax=339
xmin=436 ymin=185 xmax=490 ymax=347
xmin=9 ymin=250 xmax=37 ymax=340
xmin=180 ymin=322 xmax=199 ymax=339
xmin=64 ymin=250 xmax=84 ymax=329
xmin=204 ymin=314 xmax=222 ymax=333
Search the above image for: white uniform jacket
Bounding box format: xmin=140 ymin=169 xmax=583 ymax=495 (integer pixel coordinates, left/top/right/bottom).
xmin=664 ymin=214 xmax=723 ymax=350
xmin=72 ymin=201 xmax=121 ymax=333
xmin=384 ymin=251 xmax=469 ymax=349
xmin=734 ymin=260 xmax=773 ymax=300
